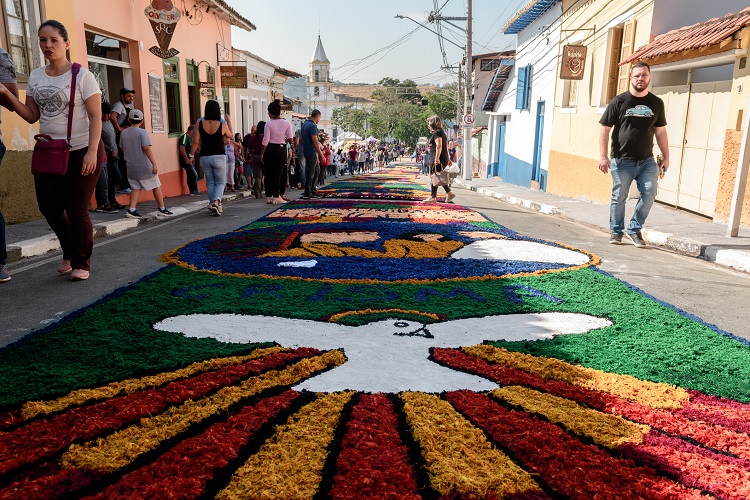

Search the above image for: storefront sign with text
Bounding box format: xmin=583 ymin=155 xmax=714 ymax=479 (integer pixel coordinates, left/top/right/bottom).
xmin=144 ymin=0 xmax=181 ymax=59
xmin=560 ymin=45 xmax=587 ymax=80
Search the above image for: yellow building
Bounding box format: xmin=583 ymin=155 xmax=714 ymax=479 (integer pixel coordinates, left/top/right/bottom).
xmin=548 ymin=0 xmax=750 ymax=229
xmin=548 ymin=0 xmax=656 ymax=204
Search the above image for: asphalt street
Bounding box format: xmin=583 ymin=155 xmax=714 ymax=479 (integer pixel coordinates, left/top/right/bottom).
xmin=2 ymin=183 xmax=748 ymax=347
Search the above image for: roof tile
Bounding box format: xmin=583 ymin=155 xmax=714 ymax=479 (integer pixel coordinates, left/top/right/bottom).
xmin=622 ymin=7 xmax=750 ymax=64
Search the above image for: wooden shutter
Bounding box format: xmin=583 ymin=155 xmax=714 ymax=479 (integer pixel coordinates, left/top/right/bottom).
xmin=605 ymin=26 xmax=624 ymax=103
xmin=617 ymin=20 xmax=637 ymax=94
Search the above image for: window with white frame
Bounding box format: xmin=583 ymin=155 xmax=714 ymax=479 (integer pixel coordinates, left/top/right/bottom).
xmin=599 ymin=18 xmax=637 ymax=106
xmin=2 ymin=0 xmax=43 ymax=81
xmin=562 ymin=79 xmax=578 ymax=108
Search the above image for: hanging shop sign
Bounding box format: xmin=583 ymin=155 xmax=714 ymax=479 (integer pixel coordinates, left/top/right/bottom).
xmin=220 ymin=65 xmax=248 ymax=89
xmin=560 ymin=45 xmax=587 ymax=80
xmin=144 ymin=0 xmax=181 ymax=59
xmin=148 ymin=73 xmax=165 ymax=132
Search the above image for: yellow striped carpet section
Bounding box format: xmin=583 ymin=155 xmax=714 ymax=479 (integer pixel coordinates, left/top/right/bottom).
xmin=21 ymin=347 xmax=287 ymax=420
xmin=492 ymin=386 xmax=651 ymax=448
xmin=399 ymin=392 xmax=542 ymax=497
xmin=216 ymin=391 xmax=355 ymax=500
xmin=60 ymin=351 xmax=345 ymax=472
xmin=464 ymin=345 xmax=690 ymax=410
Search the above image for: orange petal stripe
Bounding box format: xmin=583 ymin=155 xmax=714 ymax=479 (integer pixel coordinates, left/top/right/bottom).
xmin=60 ymin=350 xmax=345 ymax=472
xmin=492 ymin=386 xmax=650 ymax=448
xmin=399 ymin=392 xmax=542 ymax=497
xmin=464 ymin=345 xmax=690 ymax=410
xmin=20 ymin=347 xmax=287 ymax=421
xmin=216 ymin=391 xmax=354 ymax=500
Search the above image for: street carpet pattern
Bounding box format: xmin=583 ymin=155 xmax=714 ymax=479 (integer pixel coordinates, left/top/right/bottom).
xmin=2 ymin=167 xmax=750 ymax=499
xmin=316 ymin=168 xmax=441 ymax=201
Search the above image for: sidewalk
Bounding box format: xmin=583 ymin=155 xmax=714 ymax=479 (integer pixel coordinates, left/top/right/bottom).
xmin=452 ymin=176 xmax=750 ymax=274
xmin=3 ymin=190 xmax=259 ymax=263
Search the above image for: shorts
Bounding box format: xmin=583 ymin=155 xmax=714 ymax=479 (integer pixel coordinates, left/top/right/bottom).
xmin=128 ymin=176 xmax=161 ymax=191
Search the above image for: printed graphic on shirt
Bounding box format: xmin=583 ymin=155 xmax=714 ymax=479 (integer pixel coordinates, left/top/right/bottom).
xmin=33 ymin=85 xmax=70 ymax=119
xmin=624 ymin=105 xmax=654 ymax=118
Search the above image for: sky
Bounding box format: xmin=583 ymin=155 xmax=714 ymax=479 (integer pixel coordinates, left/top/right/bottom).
xmin=227 ymin=0 xmax=525 ymax=86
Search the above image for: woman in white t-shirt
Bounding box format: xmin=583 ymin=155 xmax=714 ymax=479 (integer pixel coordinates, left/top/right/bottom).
xmin=0 ymin=20 xmax=103 ymax=281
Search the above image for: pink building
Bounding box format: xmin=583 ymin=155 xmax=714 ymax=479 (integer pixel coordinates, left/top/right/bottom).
xmin=0 ymin=0 xmax=255 ymax=222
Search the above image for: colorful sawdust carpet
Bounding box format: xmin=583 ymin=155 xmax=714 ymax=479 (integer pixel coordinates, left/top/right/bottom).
xmin=2 ymin=167 xmax=750 ymax=499
xmin=316 ymin=168 xmax=441 ymax=201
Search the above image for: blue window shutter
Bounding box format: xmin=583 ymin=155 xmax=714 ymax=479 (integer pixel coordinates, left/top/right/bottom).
xmin=515 ymin=65 xmax=527 ymax=110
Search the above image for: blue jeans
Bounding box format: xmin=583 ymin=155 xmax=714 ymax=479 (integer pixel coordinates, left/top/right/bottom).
xmin=609 ymin=157 xmax=658 ymax=235
xmin=202 ymin=154 xmax=227 ymax=203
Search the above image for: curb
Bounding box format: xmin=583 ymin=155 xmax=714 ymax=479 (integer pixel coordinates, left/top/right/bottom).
xmin=452 ymin=179 xmax=750 ymax=275
xmin=5 ymin=191 xmax=256 ymax=263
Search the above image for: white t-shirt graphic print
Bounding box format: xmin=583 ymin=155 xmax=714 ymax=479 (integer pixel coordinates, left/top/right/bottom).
xmin=27 ymin=66 xmax=101 ymax=151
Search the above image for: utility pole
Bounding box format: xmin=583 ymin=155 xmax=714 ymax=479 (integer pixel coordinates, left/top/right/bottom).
xmin=456 ymin=62 xmax=462 ymax=139
xmin=462 ymin=0 xmax=473 ymax=180
xmin=397 ymin=4 xmax=472 ymax=170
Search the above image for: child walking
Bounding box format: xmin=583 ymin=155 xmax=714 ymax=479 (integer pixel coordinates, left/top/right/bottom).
xmin=119 ymin=109 xmax=173 ymax=219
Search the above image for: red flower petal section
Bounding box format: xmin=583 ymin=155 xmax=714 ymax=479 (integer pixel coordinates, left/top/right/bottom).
xmin=329 ymin=393 xmax=420 ymax=499
xmin=445 ymin=390 xmax=704 ymax=499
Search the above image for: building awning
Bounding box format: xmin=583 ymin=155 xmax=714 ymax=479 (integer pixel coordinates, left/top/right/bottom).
xmin=482 ymin=59 xmax=515 ymax=111
xmin=200 ymin=0 xmax=256 ymax=32
xmin=502 ymin=0 xmax=561 ymax=34
xmin=622 ymin=7 xmax=750 ymax=66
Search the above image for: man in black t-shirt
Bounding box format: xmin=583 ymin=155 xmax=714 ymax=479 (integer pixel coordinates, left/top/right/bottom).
xmin=599 ymin=61 xmax=669 ymax=248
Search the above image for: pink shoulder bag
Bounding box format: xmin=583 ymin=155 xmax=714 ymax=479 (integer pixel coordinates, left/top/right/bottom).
xmin=31 ymin=63 xmax=81 ymax=176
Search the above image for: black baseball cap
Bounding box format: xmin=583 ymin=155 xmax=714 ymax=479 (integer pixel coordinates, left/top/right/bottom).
xmin=119 ymin=88 xmax=136 ymax=95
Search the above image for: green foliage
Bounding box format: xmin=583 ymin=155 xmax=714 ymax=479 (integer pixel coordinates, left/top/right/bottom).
xmin=332 ymin=78 xmax=431 ymax=145
xmin=425 ymin=84 xmax=459 ymax=121
xmin=372 ymin=78 xmax=422 ymax=104
xmin=332 ymin=104 xmax=369 ymax=139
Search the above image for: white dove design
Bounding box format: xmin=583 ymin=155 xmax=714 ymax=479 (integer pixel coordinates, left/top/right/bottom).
xmin=154 ymin=312 xmax=612 ymax=393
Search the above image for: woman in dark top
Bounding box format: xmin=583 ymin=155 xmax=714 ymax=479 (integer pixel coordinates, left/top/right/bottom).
xmin=424 ymin=115 xmax=455 ymax=203
xmin=191 ymin=100 xmax=232 ymax=216
xmin=243 ymin=121 xmax=265 ymax=199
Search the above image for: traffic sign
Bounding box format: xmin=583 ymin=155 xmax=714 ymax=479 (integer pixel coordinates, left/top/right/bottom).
xmin=463 ymin=113 xmax=475 ymax=126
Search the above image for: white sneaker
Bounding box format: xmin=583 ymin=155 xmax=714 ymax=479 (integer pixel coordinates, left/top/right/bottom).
xmin=445 ymin=192 xmax=456 ymax=203
xmin=421 ymin=197 xmax=437 ymax=203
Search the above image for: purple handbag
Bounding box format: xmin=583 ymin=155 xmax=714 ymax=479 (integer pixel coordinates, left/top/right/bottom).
xmin=31 ymin=63 xmax=81 ymax=176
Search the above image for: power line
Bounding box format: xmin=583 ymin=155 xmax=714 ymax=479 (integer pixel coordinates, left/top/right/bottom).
xmin=332 ymin=26 xmax=421 ymax=73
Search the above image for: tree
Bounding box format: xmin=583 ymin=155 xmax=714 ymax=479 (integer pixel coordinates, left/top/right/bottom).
xmin=371 ymin=78 xmax=422 ymax=104
xmin=424 ymin=84 xmax=459 ymax=122
xmin=332 ymin=105 xmax=369 ymax=139
xmin=332 ymin=78 xmax=433 ymax=146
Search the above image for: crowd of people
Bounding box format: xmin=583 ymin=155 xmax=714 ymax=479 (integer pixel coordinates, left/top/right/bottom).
xmin=0 ymin=18 xmax=466 ymax=285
